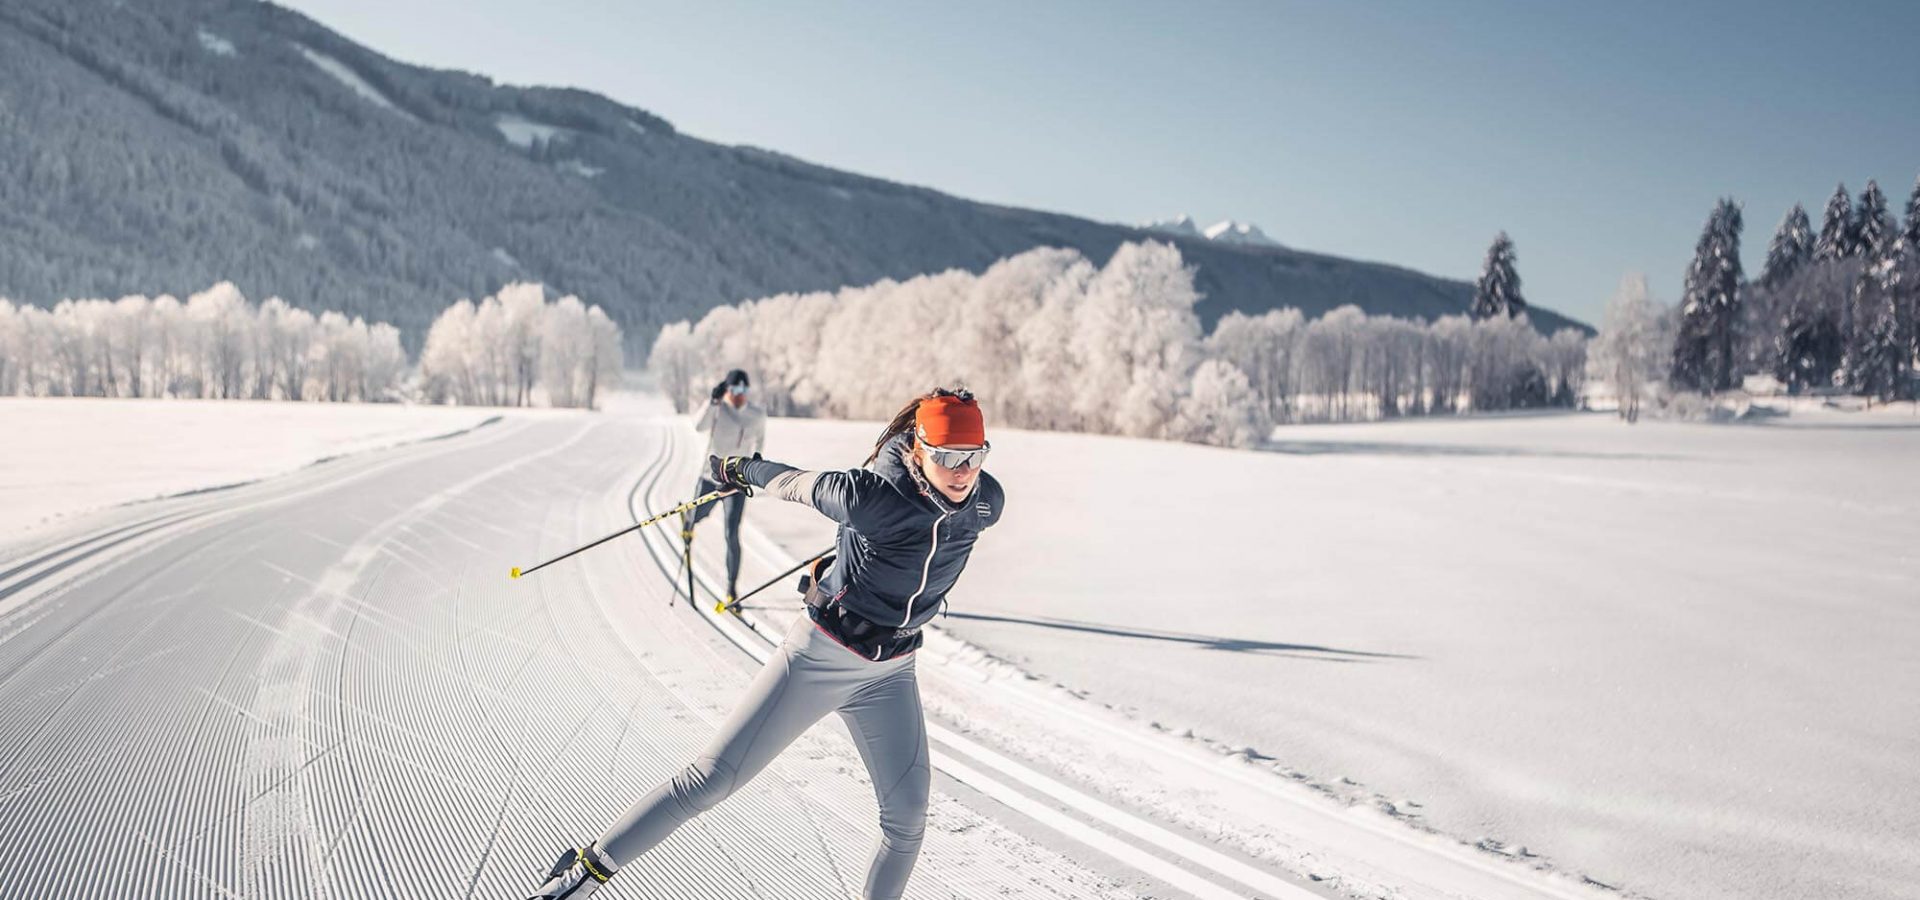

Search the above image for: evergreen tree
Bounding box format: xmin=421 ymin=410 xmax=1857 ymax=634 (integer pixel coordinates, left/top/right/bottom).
xmin=1760 ymin=204 xmax=1814 ymax=289
xmin=1843 ymin=240 xmax=1912 ymax=401
xmin=1672 ymin=198 xmax=1744 ymax=392
xmin=1856 ymin=180 xmax=1893 ymax=259
xmin=1904 ymin=175 xmax=1920 ymax=249
xmin=1471 ymin=232 xmax=1527 ymax=320
xmin=1815 ymin=183 xmax=1855 ymax=261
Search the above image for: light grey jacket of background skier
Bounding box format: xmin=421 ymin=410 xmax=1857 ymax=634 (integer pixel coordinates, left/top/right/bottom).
xmin=688 ymin=368 xmax=766 ymax=600
xmin=692 ymin=381 xmax=766 ymax=458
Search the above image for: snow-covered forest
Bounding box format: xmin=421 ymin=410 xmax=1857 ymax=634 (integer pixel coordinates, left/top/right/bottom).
xmin=648 ymin=240 xmax=1588 ymax=448
xmin=1587 ymin=176 xmax=1920 ymax=418
xmin=0 ymin=281 xmax=621 ymax=409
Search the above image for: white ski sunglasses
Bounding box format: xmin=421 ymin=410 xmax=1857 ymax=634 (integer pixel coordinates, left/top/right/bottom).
xmin=922 ymin=441 xmax=990 ymax=470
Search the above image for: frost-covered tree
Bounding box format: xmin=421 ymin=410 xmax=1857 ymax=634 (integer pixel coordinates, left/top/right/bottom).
xmin=260 ymin=297 xmax=315 ymax=401
xmin=1467 ymin=313 xmax=1547 ymax=411
xmin=538 ymin=294 xmax=624 ymax=409
xmin=187 ymin=282 xmax=257 ymax=400
xmin=1815 ymin=183 xmax=1856 ymax=262
xmin=1173 ymin=360 xmax=1270 ymax=448
xmin=1423 ymin=315 xmax=1472 ymax=414
xmin=1761 ymin=204 xmax=1815 ymax=290
xmin=582 ymin=305 xmax=624 ymax=409
xmin=1070 ymin=241 xmax=1204 ymax=438
xmin=0 ymin=300 xmax=18 ymax=396
xmin=1300 ymin=305 xmax=1365 ymax=419
xmin=1672 ymin=198 xmax=1744 ymax=392
xmin=1586 ymin=274 xmax=1669 ymax=421
xmin=1771 ymin=260 xmax=1855 ymax=392
xmin=1543 ymin=328 xmax=1589 ymax=407
xmin=1471 ymin=232 xmax=1527 ymax=320
xmin=645 ymin=320 xmax=699 ymax=413
xmin=418 ymin=284 xmax=621 ymax=408
xmin=1843 ymin=238 xmax=1915 ymax=401
xmin=1856 ymin=180 xmax=1894 ymax=260
xmin=1905 ymin=175 xmax=1920 ymax=249
xmin=1204 ymin=308 xmax=1303 ymax=421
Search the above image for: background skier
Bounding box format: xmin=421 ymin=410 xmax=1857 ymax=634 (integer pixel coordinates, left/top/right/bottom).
xmin=688 ymin=368 xmax=765 ymax=604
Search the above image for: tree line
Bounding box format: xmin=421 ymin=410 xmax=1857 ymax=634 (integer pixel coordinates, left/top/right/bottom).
xmin=1588 ymin=174 xmax=1920 ymax=418
xmin=0 ymin=281 xmax=621 ymax=409
xmin=649 ymin=240 xmax=1588 ymax=449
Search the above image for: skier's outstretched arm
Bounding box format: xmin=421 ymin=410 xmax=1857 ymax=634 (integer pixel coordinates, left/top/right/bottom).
xmin=708 ymin=455 xmax=865 ymax=526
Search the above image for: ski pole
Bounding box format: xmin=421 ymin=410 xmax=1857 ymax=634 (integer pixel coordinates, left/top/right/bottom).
xmin=715 ymin=548 xmax=832 ymax=614
xmin=509 ymin=489 xmax=735 ymax=580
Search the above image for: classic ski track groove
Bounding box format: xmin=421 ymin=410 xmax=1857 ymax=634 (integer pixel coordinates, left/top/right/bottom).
xmin=1 ymin=412 xmax=1302 ymax=900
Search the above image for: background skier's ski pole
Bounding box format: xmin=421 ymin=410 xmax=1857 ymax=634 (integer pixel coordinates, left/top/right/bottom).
xmin=510 ymin=489 xmax=735 ymax=580
xmin=715 ymin=548 xmax=831 ymax=613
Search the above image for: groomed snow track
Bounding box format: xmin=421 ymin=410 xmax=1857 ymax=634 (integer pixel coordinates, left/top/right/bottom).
xmin=0 ymin=409 xmax=1618 ymax=900
xmin=0 ymin=414 xmax=1252 ymax=899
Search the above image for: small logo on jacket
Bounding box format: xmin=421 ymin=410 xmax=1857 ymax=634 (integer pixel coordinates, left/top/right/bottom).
xmin=976 ymin=502 xmax=992 ymax=519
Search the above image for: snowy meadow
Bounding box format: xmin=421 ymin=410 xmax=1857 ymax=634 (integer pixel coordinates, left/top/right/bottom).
xmin=741 ymin=405 xmax=1920 ymax=900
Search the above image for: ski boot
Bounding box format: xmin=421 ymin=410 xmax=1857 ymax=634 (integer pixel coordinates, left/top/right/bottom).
xmin=527 ymin=844 xmax=616 ymax=899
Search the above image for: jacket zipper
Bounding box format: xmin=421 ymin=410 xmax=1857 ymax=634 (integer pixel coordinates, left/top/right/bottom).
xmin=902 ymin=511 xmax=951 ymax=626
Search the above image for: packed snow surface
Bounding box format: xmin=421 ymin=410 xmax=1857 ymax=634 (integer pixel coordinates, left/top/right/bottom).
xmin=196 ymin=28 xmax=237 ymax=58
xmin=495 ymin=114 xmax=567 ymax=149
xmin=0 ymin=398 xmax=540 ymax=536
xmin=743 ymin=405 xmax=1920 ymax=900
xmin=295 ymin=45 xmax=416 ymax=121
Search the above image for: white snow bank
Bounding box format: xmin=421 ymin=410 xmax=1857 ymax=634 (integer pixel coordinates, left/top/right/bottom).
xmin=296 ymin=45 xmax=418 ymax=122
xmin=740 ymin=410 xmax=1920 ymax=900
xmin=495 ymin=114 xmax=568 ymax=149
xmin=197 ymin=28 xmax=237 ymax=58
xmin=0 ymin=398 xmax=559 ymax=537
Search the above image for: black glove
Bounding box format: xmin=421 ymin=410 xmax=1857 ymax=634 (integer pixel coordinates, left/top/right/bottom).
xmin=707 ymin=454 xmax=758 ymax=495
xmin=709 ymin=381 xmax=727 ymax=403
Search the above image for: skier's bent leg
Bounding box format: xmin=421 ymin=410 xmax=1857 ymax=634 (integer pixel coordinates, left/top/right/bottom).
xmin=838 ymin=662 xmax=931 ymax=900
xmin=595 ymin=622 xmax=837 ymax=866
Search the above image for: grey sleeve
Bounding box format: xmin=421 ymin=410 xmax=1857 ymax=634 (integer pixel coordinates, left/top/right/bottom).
xmin=741 ymin=458 xmax=864 ymax=526
xmin=692 ymin=401 xmax=716 ymax=433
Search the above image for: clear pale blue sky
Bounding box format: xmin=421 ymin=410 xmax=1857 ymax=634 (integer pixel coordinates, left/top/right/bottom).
xmin=281 ymin=0 xmax=1919 ymax=325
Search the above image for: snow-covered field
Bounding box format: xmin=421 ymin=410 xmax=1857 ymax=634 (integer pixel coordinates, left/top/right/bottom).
xmin=742 ymin=402 xmax=1920 ymax=900
xmin=5 ymin=393 xmax=1912 ymax=899
xmin=0 ymin=398 xmax=559 ymax=537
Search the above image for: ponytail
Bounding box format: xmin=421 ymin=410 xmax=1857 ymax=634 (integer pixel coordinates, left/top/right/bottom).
xmin=866 ymin=386 xmax=974 ymax=465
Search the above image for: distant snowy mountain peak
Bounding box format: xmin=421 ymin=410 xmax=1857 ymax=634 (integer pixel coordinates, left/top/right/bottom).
xmin=1203 ymin=220 xmax=1279 ymax=247
xmin=1143 ymin=214 xmax=1203 ymax=238
xmin=1143 ymin=215 xmax=1281 ymax=248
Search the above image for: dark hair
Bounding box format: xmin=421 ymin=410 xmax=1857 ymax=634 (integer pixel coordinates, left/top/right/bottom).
xmin=866 ymin=386 xmax=973 ymax=465
xmin=724 ymin=368 xmax=750 ymax=387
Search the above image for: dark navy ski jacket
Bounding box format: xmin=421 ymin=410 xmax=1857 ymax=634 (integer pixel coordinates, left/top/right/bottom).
xmin=740 ymin=432 xmax=1003 ymax=632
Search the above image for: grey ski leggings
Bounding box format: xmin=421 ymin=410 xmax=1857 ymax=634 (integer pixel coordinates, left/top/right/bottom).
xmin=687 ymin=476 xmax=745 ymax=595
xmin=597 ymin=615 xmax=932 ymax=900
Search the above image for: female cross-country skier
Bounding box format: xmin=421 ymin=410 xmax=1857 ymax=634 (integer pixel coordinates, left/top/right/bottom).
xmin=530 ymin=388 xmax=1003 ymax=900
